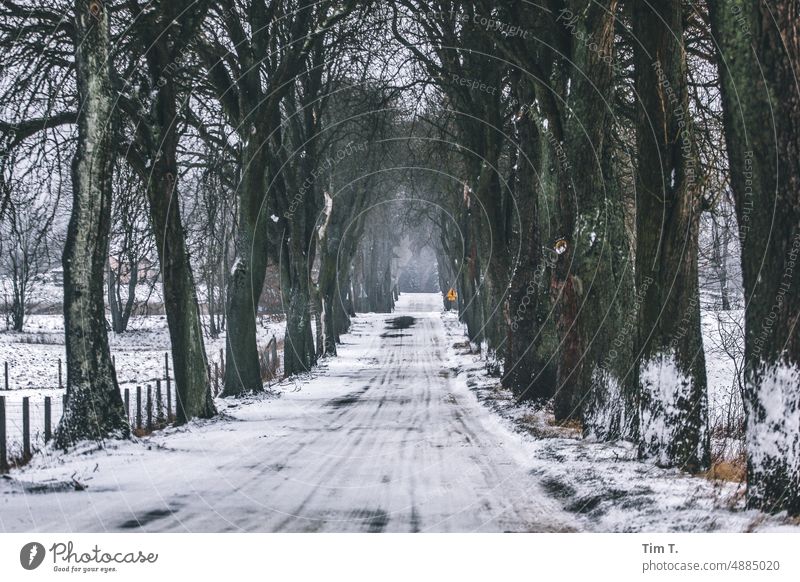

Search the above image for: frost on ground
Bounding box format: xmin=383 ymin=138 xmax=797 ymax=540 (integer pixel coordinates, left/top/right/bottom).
xmin=0 ymin=293 xmax=797 ymax=532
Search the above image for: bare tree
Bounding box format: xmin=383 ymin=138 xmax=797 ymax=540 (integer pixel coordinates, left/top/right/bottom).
xmin=0 ymin=162 xmax=58 ymax=331
xmin=107 ymin=162 xmax=155 ymax=334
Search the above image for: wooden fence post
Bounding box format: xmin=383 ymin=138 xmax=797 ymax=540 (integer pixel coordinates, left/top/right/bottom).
xmin=0 ymin=396 xmax=7 ymax=472
xmin=4 ymin=362 xmax=8 ymax=391
xmin=22 ymin=396 xmax=30 ymax=460
xmin=146 ymin=386 xmax=153 ymax=431
xmin=58 ymin=359 xmax=63 ymax=388
xmin=136 ymin=386 xmax=142 ymax=430
xmin=124 ymin=388 xmax=130 ymax=423
xmin=166 ymin=381 xmax=172 ymax=422
xmin=164 ymin=353 xmax=171 ymax=419
xmin=156 ymin=380 xmax=163 ymax=424
xmin=44 ymin=396 xmax=52 ymax=443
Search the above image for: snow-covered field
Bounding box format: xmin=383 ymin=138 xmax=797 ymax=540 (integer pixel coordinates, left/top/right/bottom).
xmin=0 ymin=314 xmax=285 ymax=458
xmin=1 ymin=293 xmax=795 ymax=532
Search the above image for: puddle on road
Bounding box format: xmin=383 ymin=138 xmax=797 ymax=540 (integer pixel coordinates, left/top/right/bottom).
xmin=384 ymin=316 xmax=416 ymax=329
xmin=381 ymin=316 xmax=416 ymax=338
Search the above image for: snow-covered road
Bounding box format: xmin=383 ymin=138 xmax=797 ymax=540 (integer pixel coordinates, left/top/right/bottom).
xmin=1 ymin=293 xmax=576 ymax=532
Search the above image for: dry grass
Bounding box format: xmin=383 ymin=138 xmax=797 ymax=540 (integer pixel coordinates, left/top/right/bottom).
xmin=516 ymin=412 xmax=582 ymax=440
xmin=702 ymin=458 xmax=746 ymax=483
xmin=548 ymin=417 xmax=583 ymax=432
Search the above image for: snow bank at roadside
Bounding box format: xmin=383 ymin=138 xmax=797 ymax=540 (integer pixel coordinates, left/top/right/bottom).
xmin=440 ymin=311 xmax=799 ymax=532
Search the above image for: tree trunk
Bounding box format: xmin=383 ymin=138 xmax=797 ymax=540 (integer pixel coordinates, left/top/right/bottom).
xmin=282 ymin=236 xmax=317 ymax=376
xmin=711 ymin=219 xmax=731 ymax=311
xmin=223 ymin=141 xmax=271 ymax=396
xmin=502 ymin=82 xmax=551 ymax=401
xmin=126 ymin=0 xmax=216 ymax=421
xmin=547 ymin=1 xmax=636 ymax=435
xmin=108 ymin=259 xmax=137 ymax=334
xmin=55 ymin=0 xmax=129 ymax=448
xmin=710 ymin=0 xmax=800 ymax=514
xmin=313 ymin=287 xmax=324 ymax=358
xmin=148 ymin=169 xmax=216 ymax=422
xmin=633 ymin=0 xmax=709 ymax=471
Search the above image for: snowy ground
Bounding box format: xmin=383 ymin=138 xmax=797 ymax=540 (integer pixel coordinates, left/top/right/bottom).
xmin=0 ymin=314 xmax=285 ymax=458
xmin=1 ymin=293 xmax=796 ymax=532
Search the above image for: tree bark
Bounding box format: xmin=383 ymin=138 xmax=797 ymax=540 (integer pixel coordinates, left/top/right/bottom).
xmin=633 ymin=0 xmax=709 ymax=471
xmin=282 ymin=232 xmax=317 ymax=376
xmin=128 ymin=0 xmax=216 ymax=421
xmin=502 ymin=81 xmax=551 ymax=400
xmin=544 ymin=1 xmax=636 ymax=435
xmin=710 ymin=0 xmax=800 ymax=514
xmin=223 ymin=139 xmax=271 ymax=395
xmin=55 ymin=0 xmax=129 ymax=447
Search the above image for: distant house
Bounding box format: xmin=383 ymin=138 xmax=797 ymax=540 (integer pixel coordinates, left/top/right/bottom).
xmin=107 ymin=256 xmax=159 ymax=284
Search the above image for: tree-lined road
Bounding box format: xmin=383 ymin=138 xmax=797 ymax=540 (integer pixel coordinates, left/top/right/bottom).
xmin=1 ymin=294 xmax=575 ymax=533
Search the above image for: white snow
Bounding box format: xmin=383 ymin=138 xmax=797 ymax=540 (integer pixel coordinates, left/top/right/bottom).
xmin=440 ymin=313 xmax=797 ymax=532
xmin=0 ymin=294 xmax=796 ymax=532
xmin=0 ymin=294 xmax=575 ymax=532
xmin=584 ymin=366 xmax=630 ymax=440
xmin=0 ymin=313 xmax=285 ymax=459
xmin=638 ymin=354 xmax=705 ymax=467
xmin=745 ymin=362 xmax=800 ymax=476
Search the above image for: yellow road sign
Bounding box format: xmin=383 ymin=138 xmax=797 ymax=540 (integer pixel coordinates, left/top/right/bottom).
xmin=446 ymin=288 xmax=457 ymax=302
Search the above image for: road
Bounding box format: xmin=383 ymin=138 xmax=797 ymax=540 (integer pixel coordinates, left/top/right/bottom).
xmin=1 ymin=293 xmax=576 ymax=532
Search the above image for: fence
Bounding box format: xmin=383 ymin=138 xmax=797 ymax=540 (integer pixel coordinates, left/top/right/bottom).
xmin=0 ymin=337 xmax=282 ymax=472
xmin=0 ymin=381 xmax=178 ymax=472
xmin=1 ymin=352 xmax=192 ymax=472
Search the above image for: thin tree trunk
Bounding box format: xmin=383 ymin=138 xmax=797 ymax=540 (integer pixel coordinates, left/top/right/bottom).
xmin=711 ymin=219 xmax=731 ymax=310
xmin=56 ymin=0 xmax=129 ymax=447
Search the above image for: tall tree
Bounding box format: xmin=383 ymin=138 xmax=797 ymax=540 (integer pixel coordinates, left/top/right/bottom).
xmin=710 ymin=0 xmax=800 ymax=514
xmin=56 ymin=0 xmax=129 ymax=447
xmin=198 ymin=0 xmax=352 ymax=395
xmin=632 ymin=0 xmax=709 ymax=471
xmin=500 ymin=1 xmax=635 ymax=431
xmin=120 ymin=0 xmax=216 ymax=423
